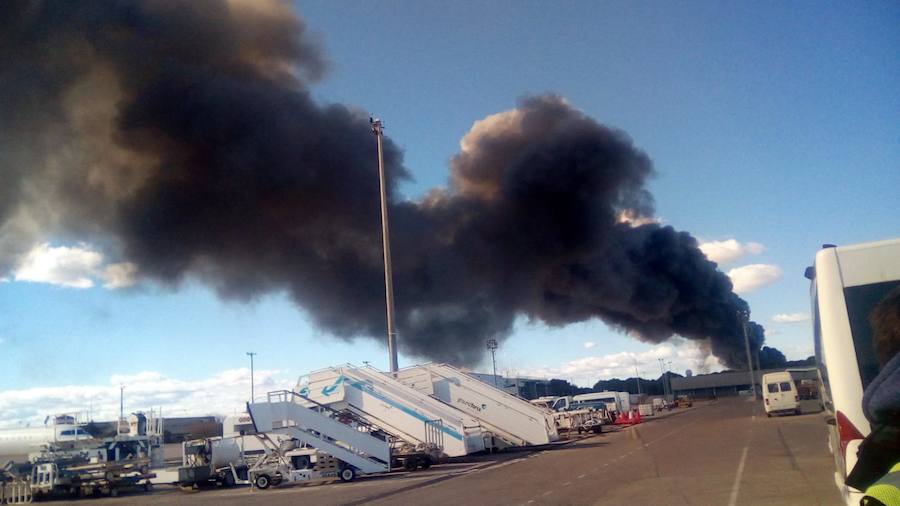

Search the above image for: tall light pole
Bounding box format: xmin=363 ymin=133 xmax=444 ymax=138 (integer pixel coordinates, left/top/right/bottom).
xmin=246 ymin=352 xmax=257 ymax=403
xmin=372 ymin=117 xmax=398 ymax=373
xmin=119 ymin=385 xmax=125 ymax=435
xmin=486 ymin=339 xmax=499 ymax=387
xmin=667 ymin=360 xmax=673 ymax=400
xmin=633 ymin=359 xmax=641 ymax=395
xmin=739 ymin=310 xmax=756 ymax=397
xmin=658 ymin=358 xmax=668 ymax=398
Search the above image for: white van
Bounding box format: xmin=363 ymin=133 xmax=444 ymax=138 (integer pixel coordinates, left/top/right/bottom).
xmin=808 ymin=238 xmax=900 ymax=505
xmin=762 ymin=371 xmax=799 ymax=416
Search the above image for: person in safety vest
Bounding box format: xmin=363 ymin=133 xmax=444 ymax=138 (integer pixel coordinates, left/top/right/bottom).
xmin=847 ymin=286 xmax=900 ymax=506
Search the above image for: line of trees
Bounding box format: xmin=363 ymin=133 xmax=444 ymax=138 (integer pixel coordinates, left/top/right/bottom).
xmin=543 ymin=355 xmax=815 ymax=397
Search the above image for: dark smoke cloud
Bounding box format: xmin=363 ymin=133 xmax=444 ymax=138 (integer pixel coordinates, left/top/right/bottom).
xmin=1 ymin=0 xmax=771 ymax=368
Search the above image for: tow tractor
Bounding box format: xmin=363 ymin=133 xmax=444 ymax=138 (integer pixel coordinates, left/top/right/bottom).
xmin=248 ymin=436 xmax=353 ymax=489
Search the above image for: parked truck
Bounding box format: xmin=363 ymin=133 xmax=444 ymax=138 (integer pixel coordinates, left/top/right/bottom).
xmin=549 ymin=392 xmax=630 ymax=414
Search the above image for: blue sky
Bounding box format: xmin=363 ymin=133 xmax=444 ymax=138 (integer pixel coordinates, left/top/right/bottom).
xmin=1 ymin=1 xmax=898 ymax=423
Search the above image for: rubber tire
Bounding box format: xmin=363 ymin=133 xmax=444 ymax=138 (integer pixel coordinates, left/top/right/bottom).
xmin=795 ymin=408 xmax=802 ymax=416
xmin=339 ymin=467 xmax=356 ymax=482
xmin=592 ymin=426 xmax=602 ymax=434
xmin=404 ymin=458 xmax=418 ymax=471
xmin=766 ymin=412 xmax=772 ymax=418
xmin=222 ymin=472 xmax=235 ymax=488
xmin=255 ymin=474 xmax=271 ymax=490
xmin=420 ymin=456 xmax=432 ymax=470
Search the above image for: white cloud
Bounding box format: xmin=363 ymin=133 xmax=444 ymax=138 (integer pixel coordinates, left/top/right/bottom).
xmin=727 ymin=264 xmax=782 ymax=294
xmin=583 ymin=341 xmax=596 ymax=349
xmin=772 ymin=312 xmax=810 ymax=324
xmin=9 ymin=243 xmax=136 ymax=290
xmin=13 ymin=243 xmax=102 ymax=288
xmin=518 ymin=342 xmax=724 ymax=387
xmin=699 ymin=239 xmax=765 ymax=265
xmin=0 ymin=368 xmax=294 ymax=427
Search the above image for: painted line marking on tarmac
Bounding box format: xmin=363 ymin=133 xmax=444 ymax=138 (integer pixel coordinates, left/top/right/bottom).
xmin=727 ymin=445 xmax=750 ymax=506
xmin=563 ymin=481 xmax=572 ymax=487
xmin=577 ymin=474 xmax=586 ymax=479
xmin=542 ymin=490 xmax=554 ymax=497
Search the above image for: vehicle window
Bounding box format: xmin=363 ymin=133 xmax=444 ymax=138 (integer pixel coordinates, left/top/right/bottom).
xmin=844 ymin=280 xmax=900 ymax=390
xmin=59 ymin=430 xmax=75 ymax=436
xmin=767 ymin=383 xmax=778 ymax=393
xmin=779 ymin=382 xmax=792 ymax=392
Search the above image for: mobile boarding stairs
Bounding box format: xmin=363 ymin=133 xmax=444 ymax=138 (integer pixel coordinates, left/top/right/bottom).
xmin=246 ymin=391 xmax=390 ymax=477
xmin=298 ymin=364 xmax=491 ymax=457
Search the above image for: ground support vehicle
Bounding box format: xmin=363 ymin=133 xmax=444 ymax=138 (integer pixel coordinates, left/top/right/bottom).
xmin=29 ymin=457 xmax=154 ymax=499
xmin=247 ymin=390 xmax=392 ymax=490
xmin=676 ymin=396 xmax=693 ymax=408
xmin=298 ymin=364 xmax=491 ymax=457
xmin=762 ymin=371 xmax=801 ymax=417
xmin=527 ymin=397 xmax=608 ymax=436
xmin=6 ymin=433 xmax=159 ymax=500
xmin=390 ymin=441 xmax=441 ymax=471
xmin=176 ymin=437 xmax=249 ymax=489
xmin=807 ymin=238 xmax=900 ymax=505
xmin=248 ymin=444 xmax=346 ymax=489
xmin=552 ymin=409 xmax=606 ymax=435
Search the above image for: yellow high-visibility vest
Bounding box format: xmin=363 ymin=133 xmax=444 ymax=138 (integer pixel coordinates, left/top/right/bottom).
xmin=862 ymin=462 xmax=900 ymax=506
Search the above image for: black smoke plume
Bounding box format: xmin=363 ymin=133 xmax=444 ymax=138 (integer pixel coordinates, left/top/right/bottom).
xmin=1 ymin=0 xmax=771 ymax=368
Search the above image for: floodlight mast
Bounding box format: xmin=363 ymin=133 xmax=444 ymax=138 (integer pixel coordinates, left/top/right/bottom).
xmin=486 ymin=339 xmax=499 ymax=387
xmin=372 ymin=117 xmax=399 ymax=373
xmin=739 ymin=310 xmax=756 ymax=398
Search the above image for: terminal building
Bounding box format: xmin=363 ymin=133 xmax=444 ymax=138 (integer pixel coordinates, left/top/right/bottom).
xmin=670 ymin=368 xmax=819 ymax=398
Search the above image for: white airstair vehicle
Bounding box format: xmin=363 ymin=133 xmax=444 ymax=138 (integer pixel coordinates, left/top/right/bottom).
xmin=246 ymin=390 xmax=390 ymax=478
xmin=395 ymin=363 xmax=559 ymax=447
xmin=297 ymin=364 xmax=490 ymax=457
